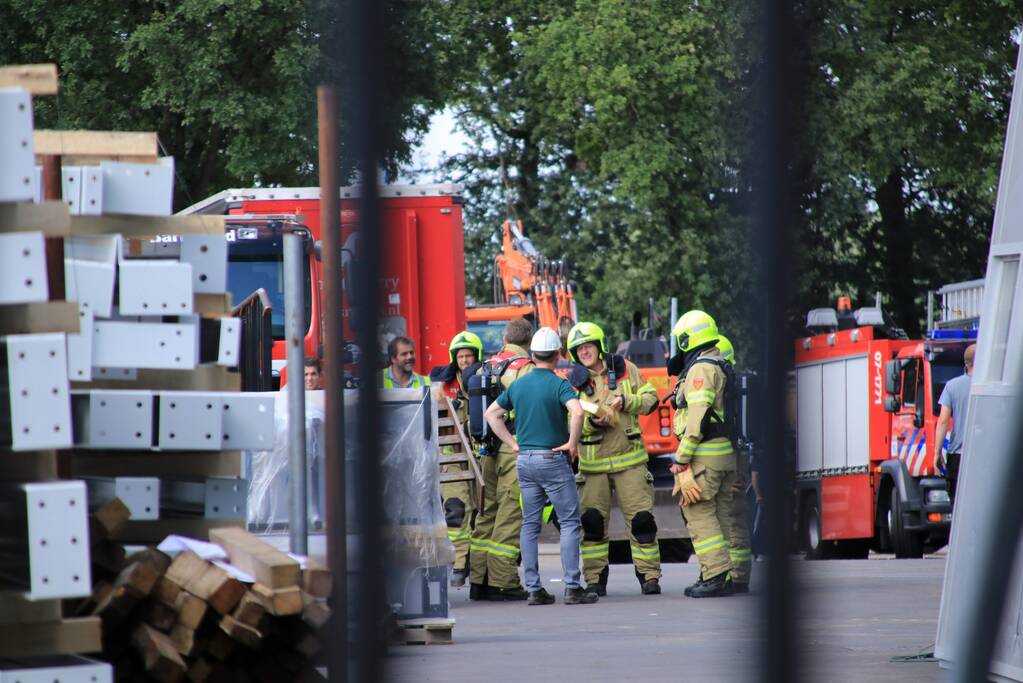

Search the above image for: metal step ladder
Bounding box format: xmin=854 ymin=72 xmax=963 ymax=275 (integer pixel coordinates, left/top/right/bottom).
xmin=434 ymin=390 xmax=484 ymax=508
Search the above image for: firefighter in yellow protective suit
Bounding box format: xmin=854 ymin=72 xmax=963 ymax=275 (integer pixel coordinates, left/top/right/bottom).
xmin=429 ymin=331 xmax=484 ymax=588
xmin=469 ymin=318 xmax=534 ymax=601
xmin=566 ymin=322 xmax=662 ymax=596
xmin=716 ymin=335 xmax=752 ymax=592
xmin=669 ymin=310 xmax=737 ymax=598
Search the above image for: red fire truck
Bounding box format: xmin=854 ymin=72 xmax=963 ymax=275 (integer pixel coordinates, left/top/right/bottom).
xmin=182 ymin=184 xmax=466 ymax=380
xmin=794 ymin=301 xmax=970 ymax=559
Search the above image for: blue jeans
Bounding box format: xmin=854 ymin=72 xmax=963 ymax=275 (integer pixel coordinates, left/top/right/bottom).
xmin=517 ymin=450 xmax=582 ymax=591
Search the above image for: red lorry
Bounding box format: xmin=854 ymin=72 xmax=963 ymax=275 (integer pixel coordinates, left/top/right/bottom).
xmin=182 ymin=184 xmax=467 ymax=380
xmin=794 ymin=298 xmax=972 ymax=559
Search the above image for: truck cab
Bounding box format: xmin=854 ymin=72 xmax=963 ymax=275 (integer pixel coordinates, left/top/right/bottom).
xmin=879 ymin=333 xmax=973 ymax=554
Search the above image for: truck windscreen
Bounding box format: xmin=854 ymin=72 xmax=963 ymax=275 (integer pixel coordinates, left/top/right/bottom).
xmin=227 ymin=252 xmax=311 ymax=340
xmin=468 ymin=320 xmax=508 ymax=357
xmin=931 ymin=364 xmax=967 ymax=416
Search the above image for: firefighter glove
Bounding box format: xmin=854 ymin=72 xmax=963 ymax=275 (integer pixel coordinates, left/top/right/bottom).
xmin=673 ymin=467 xmax=702 ymax=507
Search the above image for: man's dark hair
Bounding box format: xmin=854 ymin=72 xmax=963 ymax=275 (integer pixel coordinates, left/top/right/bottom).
xmin=504 ymin=318 xmax=533 ymax=347
xmin=388 ymin=336 xmax=415 ymax=360
xmin=304 ymin=357 xmax=321 ymax=372
xmin=533 ymin=350 xmax=558 ymax=362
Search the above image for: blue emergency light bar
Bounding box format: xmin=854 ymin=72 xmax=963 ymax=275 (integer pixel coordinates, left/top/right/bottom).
xmin=929 ymin=329 xmax=978 ymax=340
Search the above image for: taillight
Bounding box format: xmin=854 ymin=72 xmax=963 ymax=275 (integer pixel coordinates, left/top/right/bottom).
xmin=659 ymin=406 xmax=671 ymax=437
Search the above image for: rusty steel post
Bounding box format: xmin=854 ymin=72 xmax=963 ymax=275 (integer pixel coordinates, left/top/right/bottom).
xmin=317 ymin=85 xmax=347 ymax=682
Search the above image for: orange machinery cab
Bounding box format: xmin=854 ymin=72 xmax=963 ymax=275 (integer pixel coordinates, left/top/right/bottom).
xmin=794 ymin=310 xmax=957 ymax=559
xmin=617 ymin=338 xmax=677 ymax=456
xmin=185 ymin=185 xmax=466 ymax=382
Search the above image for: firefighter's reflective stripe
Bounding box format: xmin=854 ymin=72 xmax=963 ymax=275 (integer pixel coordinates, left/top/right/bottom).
xmin=630 ymin=543 xmax=661 ymax=560
xmin=379 ymin=368 xmax=431 ymax=389
xmin=685 ymin=389 xmax=717 ymax=405
xmin=623 ymin=380 xmax=657 ymax=412
xmin=581 ymin=543 xmax=609 ymax=559
xmin=448 ymin=527 xmax=471 ymax=542
xmin=730 ymin=548 xmax=752 ymax=561
xmin=677 ymin=438 xmax=734 ymax=458
xmin=470 ymin=537 xmax=519 ymax=559
xmin=578 ymin=445 xmax=648 ymax=473
xmin=693 ymin=534 xmax=730 ymax=556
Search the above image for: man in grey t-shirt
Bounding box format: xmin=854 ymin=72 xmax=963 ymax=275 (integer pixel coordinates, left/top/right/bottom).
xmin=935 ymin=343 xmax=976 ymax=504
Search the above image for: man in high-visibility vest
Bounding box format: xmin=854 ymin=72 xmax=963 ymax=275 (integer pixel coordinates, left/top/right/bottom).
xmin=669 ymin=310 xmax=737 ymax=598
xmin=566 ymin=322 xmax=661 ymax=596
xmin=716 ymin=334 xmax=752 ymax=593
xmin=469 ymin=318 xmax=534 ymax=601
xmin=430 ymin=331 xmax=485 ymax=587
xmin=378 ymin=336 xmax=430 ymax=389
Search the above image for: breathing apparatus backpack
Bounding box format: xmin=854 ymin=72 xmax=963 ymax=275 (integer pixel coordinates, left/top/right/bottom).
xmin=672 ymin=357 xmax=741 ymax=449
xmin=467 ymin=355 xmax=529 ymax=455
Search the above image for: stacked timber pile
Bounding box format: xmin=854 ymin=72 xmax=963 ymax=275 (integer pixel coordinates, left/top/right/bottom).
xmin=81 ymin=505 xmax=330 ymax=681
xmin=0 ymin=62 xmax=271 ymax=679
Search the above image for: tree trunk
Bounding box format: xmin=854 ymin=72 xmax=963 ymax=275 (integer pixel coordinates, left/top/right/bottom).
xmin=876 ymin=167 xmax=919 ymax=336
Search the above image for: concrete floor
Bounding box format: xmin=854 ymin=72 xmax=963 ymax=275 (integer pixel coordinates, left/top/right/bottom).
xmin=387 ymin=550 xmax=946 ymax=683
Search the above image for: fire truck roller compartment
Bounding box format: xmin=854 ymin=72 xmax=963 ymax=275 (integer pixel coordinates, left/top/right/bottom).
xmin=182 ymin=185 xmax=467 ymax=381
xmin=795 ymin=310 xmax=954 ymax=559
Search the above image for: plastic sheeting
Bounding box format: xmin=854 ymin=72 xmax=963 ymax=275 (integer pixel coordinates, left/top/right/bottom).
xmin=244 ymin=387 xmax=453 ymax=572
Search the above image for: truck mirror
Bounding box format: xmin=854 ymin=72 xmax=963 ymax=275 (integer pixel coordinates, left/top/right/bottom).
xmin=913 ymin=401 xmax=925 ymax=429
xmin=313 ymin=240 xmax=323 ymax=261
xmin=883 ymin=395 xmax=901 ymax=413
xmin=884 ymin=360 xmax=902 ymax=395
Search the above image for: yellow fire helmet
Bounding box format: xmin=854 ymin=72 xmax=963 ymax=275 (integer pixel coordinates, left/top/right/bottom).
xmin=448 ymin=330 xmax=484 ymax=364
xmin=717 ymin=334 xmax=735 ymax=365
xmin=566 ymin=321 xmax=607 ymax=362
xmin=672 ymin=309 xmax=719 ymax=353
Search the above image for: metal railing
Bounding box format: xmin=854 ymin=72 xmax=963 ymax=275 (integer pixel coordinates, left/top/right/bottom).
xmin=231 ymin=288 xmax=274 ymax=392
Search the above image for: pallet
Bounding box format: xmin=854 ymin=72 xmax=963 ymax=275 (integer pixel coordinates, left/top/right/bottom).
xmin=392 ymin=618 xmax=454 ymax=645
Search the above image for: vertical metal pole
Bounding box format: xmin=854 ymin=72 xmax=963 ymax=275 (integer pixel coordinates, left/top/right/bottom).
xmin=669 ymin=297 xmax=679 ymax=357
xmin=284 ymin=232 xmax=308 ymax=556
xmin=351 ymin=1 xmax=386 ymax=680
xmin=755 ymin=0 xmax=797 ymax=681
xmin=317 ymin=86 xmax=347 ymax=682
xmin=926 ymin=290 xmax=934 ymax=333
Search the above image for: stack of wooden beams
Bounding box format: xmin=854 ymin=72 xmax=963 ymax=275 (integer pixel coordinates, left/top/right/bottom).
xmin=80 ymin=503 xmax=331 ymax=682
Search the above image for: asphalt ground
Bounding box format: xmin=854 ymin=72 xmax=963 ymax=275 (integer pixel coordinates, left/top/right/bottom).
xmin=387 ymin=549 xmax=946 ymax=683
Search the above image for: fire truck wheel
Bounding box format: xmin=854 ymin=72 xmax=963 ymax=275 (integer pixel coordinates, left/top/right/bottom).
xmin=802 ymin=495 xmax=824 ymax=560
xmin=890 ymin=487 xmax=924 ymax=559
xmin=875 ymin=482 xmax=894 ymax=553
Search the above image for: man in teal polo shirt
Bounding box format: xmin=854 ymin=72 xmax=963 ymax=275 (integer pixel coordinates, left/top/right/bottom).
xmin=485 ymin=327 xmax=597 ymax=605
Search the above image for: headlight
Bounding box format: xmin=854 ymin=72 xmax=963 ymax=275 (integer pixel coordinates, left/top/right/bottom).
xmin=926 ymin=489 xmax=950 ymax=505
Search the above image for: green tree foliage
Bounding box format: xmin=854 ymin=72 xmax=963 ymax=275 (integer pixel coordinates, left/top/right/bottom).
xmin=0 ymin=0 xmax=447 ymax=207
xmin=443 ymin=0 xmax=1018 ymax=357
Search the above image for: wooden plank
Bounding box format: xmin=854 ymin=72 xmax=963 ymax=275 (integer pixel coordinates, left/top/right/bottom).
xmin=71 ymin=214 xmax=225 ymax=238
xmin=114 ymin=560 xmax=160 ymax=598
xmin=195 ymin=293 xmax=233 ymax=316
xmin=302 ymin=563 xmax=332 ymax=599
xmin=132 ymin=623 xmax=187 ymax=683
xmin=437 ymin=434 xmax=462 ymax=446
xmin=0 ymin=200 xmax=71 ymax=234
xmin=91 ymin=497 xmax=132 ymax=542
xmin=34 ymin=130 xmax=158 ymax=158
xmin=0 ymin=596 xmax=61 ymax=624
xmin=143 ymin=601 xmax=178 ymax=632
xmin=73 ymin=365 xmax=241 ymax=392
xmin=438 ymin=454 xmax=469 ymax=465
xmin=219 ymin=614 xmax=263 ymax=648
xmin=73 ymin=451 xmax=243 ymax=478
xmin=174 ymin=590 xmax=208 ymax=630
xmin=0 ymin=63 xmax=58 ymax=94
xmin=392 ymin=617 xmax=455 ymax=646
xmin=439 ymin=471 xmax=476 ymax=483
xmin=250 ymin=583 xmax=302 ymax=616
xmin=124 ymin=547 xmax=172 ymax=575
xmin=154 ymin=576 xmax=182 ymax=608
xmin=231 ymin=591 xmax=267 ymax=629
xmin=170 ymin=623 xmax=197 ymax=657
xmin=0 ymin=301 xmax=80 ymax=335
xmin=301 ymin=596 xmax=331 ymax=630
xmin=209 ymin=527 xmax=301 ymax=589
xmin=0 ymin=450 xmax=58 ymax=481
xmin=195 ymin=565 xmax=246 ymax=616
xmin=91 ymin=584 xmax=137 ymax=621
xmin=0 ymin=617 xmax=101 ymax=657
